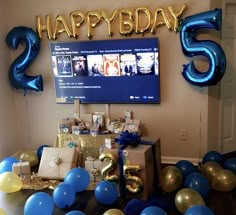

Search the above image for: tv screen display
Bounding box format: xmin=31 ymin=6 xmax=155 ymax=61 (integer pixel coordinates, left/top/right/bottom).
xmin=49 ymin=38 xmax=160 ymax=104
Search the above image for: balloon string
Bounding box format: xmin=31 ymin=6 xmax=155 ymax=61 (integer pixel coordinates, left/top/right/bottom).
xmin=199 ymin=88 xmax=203 ymax=164
xmin=25 ymin=97 xmax=31 ymax=148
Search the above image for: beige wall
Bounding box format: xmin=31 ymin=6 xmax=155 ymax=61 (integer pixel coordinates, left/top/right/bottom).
xmin=0 ymin=0 xmax=221 ymax=162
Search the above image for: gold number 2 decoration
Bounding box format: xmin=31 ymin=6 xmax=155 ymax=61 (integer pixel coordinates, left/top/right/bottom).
xmin=99 ymin=153 xmax=119 ymax=182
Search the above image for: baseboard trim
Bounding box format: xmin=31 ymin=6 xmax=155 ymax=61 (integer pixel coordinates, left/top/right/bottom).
xmin=161 ymin=156 xmax=201 ymax=165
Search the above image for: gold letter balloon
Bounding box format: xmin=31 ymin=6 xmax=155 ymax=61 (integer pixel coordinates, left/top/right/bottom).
xmin=0 ymin=208 xmax=6 ymax=215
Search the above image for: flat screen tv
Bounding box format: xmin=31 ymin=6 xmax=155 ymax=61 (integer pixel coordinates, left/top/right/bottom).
xmin=49 ymin=38 xmax=160 ymax=104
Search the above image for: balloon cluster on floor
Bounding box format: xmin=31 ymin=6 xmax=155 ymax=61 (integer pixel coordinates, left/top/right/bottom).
xmin=0 ymin=149 xmax=235 ymax=215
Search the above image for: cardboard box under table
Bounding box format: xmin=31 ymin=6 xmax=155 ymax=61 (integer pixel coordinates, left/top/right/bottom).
xmin=37 ymin=147 xmax=78 ymax=180
xmin=103 ymin=139 xmax=161 ymax=200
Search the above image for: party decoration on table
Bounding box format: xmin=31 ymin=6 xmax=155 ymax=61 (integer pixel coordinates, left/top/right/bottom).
xmin=160 ymin=165 xmax=183 ymax=193
xmin=184 ymin=172 xmax=210 ymax=199
xmin=200 ymin=161 xmax=223 ymax=181
xmin=24 ymin=192 xmax=54 ymax=215
xmin=184 ymin=205 xmax=215 ymax=215
xmin=0 ymin=157 xmax=19 ymax=174
xmin=211 ymin=169 xmax=236 ymax=192
xmin=64 ymin=167 xmax=90 ymax=192
xmin=175 ymin=188 xmax=205 ymax=214
xmin=6 ymin=26 xmax=43 ymax=94
xmin=94 ymin=181 xmax=118 ymax=205
xmin=224 ymin=157 xmax=236 ymax=174
xmin=65 ymin=211 xmax=86 ymax=215
xmin=103 ymin=208 xmax=125 ymax=215
xmin=36 ymin=144 xmax=50 ymax=160
xmin=53 ymin=183 xmax=76 ymax=209
xmin=140 ymin=206 xmax=167 ymax=215
xmin=0 ymin=172 xmax=23 ymax=193
xmin=13 ymin=149 xmax=38 ymax=167
xmin=176 ymin=160 xmax=198 ymax=178
xmin=99 ymin=152 xmax=119 ymax=182
xmin=179 ymin=9 xmax=226 ymax=87
xmin=0 ymin=208 xmax=6 ymax=215
xmin=202 ymin=151 xmax=224 ymax=165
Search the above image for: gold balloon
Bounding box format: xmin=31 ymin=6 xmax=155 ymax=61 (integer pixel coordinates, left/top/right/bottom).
xmin=70 ymin=10 xmax=85 ymax=38
xmin=160 ymin=165 xmax=183 ymax=192
xmin=86 ymin=11 xmax=102 ymax=39
xmin=14 ymin=149 xmax=39 ymax=167
xmin=0 ymin=208 xmax=6 ymax=215
xmin=175 ymin=188 xmax=205 ymax=214
xmin=101 ymin=10 xmax=119 ymax=36
xmin=0 ymin=172 xmax=23 ymax=193
xmin=99 ymin=152 xmax=118 ymax=182
xmin=200 ymin=162 xmax=223 ymax=182
xmin=134 ymin=7 xmax=151 ymax=35
xmin=103 ymin=209 xmax=125 ymax=215
xmin=124 ymin=164 xmax=143 ymax=193
xmin=211 ymin=169 xmax=236 ymax=192
xmin=52 ymin=15 xmax=73 ymax=40
xmin=119 ymin=9 xmax=134 ymax=36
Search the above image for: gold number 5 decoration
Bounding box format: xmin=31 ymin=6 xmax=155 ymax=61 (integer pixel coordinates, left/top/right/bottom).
xmin=123 ymin=164 xmax=143 ymax=193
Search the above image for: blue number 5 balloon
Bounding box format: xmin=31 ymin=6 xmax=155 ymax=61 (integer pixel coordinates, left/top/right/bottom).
xmin=6 ymin=26 xmax=43 ymax=94
xmin=180 ymin=9 xmax=226 ymax=86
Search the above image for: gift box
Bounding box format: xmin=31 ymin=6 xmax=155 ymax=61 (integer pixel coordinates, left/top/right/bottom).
xmin=37 ymin=147 xmax=78 ymax=180
xmin=108 ymin=119 xmax=125 ymax=134
xmin=58 ymin=118 xmax=75 ymax=134
xmin=12 ymin=161 xmax=31 ymax=183
xmin=55 ymin=133 xmax=113 ymax=167
xmin=123 ymin=119 xmax=142 ymax=134
xmin=105 ymin=138 xmax=116 ymax=149
xmin=102 ymin=137 xmax=161 ymax=200
xmin=84 ymin=157 xmax=103 ymax=183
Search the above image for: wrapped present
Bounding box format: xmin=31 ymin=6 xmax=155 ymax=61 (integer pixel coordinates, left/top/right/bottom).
xmin=105 ymin=138 xmax=116 ymax=149
xmin=80 ymin=113 xmax=93 ymax=129
xmin=108 ymin=118 xmax=125 ymax=134
xmin=12 ymin=161 xmax=31 ymax=183
xmin=123 ymin=119 xmax=142 ymax=134
xmin=58 ymin=118 xmax=75 ymax=134
xmin=84 ymin=157 xmax=103 ymax=182
xmin=93 ymin=112 xmax=105 ymax=128
xmin=124 ymin=110 xmax=133 ymax=121
xmin=55 ymin=133 xmax=113 ymax=167
xmin=37 ymin=147 xmax=78 ymax=180
xmin=101 ymin=131 xmax=161 ymax=200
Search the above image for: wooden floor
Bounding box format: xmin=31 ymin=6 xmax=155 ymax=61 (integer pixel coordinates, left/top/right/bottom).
xmin=0 ymin=185 xmax=235 ymax=215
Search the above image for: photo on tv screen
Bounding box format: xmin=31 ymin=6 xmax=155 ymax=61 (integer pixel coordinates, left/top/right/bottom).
xmin=49 ymin=38 xmax=160 ymax=104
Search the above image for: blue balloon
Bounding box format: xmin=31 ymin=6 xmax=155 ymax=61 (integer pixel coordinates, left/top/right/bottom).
xmin=0 ymin=157 xmax=19 ymax=174
xmin=24 ymin=192 xmax=54 ymax=215
xmin=184 ymin=172 xmax=210 ymax=199
xmin=64 ymin=168 xmax=90 ymax=192
xmin=184 ymin=205 xmax=215 ymax=215
xmin=202 ymin=151 xmax=223 ymax=165
xmin=6 ymin=26 xmax=43 ymax=94
xmin=176 ymin=160 xmax=198 ymax=178
xmin=224 ymin=158 xmax=236 ymax=174
xmin=180 ymin=9 xmax=226 ymax=87
xmin=65 ymin=211 xmax=86 ymax=215
xmin=53 ymin=183 xmax=76 ymax=209
xmin=140 ymin=206 xmax=168 ymax=215
xmin=36 ymin=145 xmax=50 ymax=160
xmin=94 ymin=181 xmax=118 ymax=205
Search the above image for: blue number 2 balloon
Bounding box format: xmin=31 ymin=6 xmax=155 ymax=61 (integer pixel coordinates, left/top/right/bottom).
xmin=6 ymin=26 xmax=43 ymax=94
xmin=180 ymin=9 xmax=226 ymax=87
